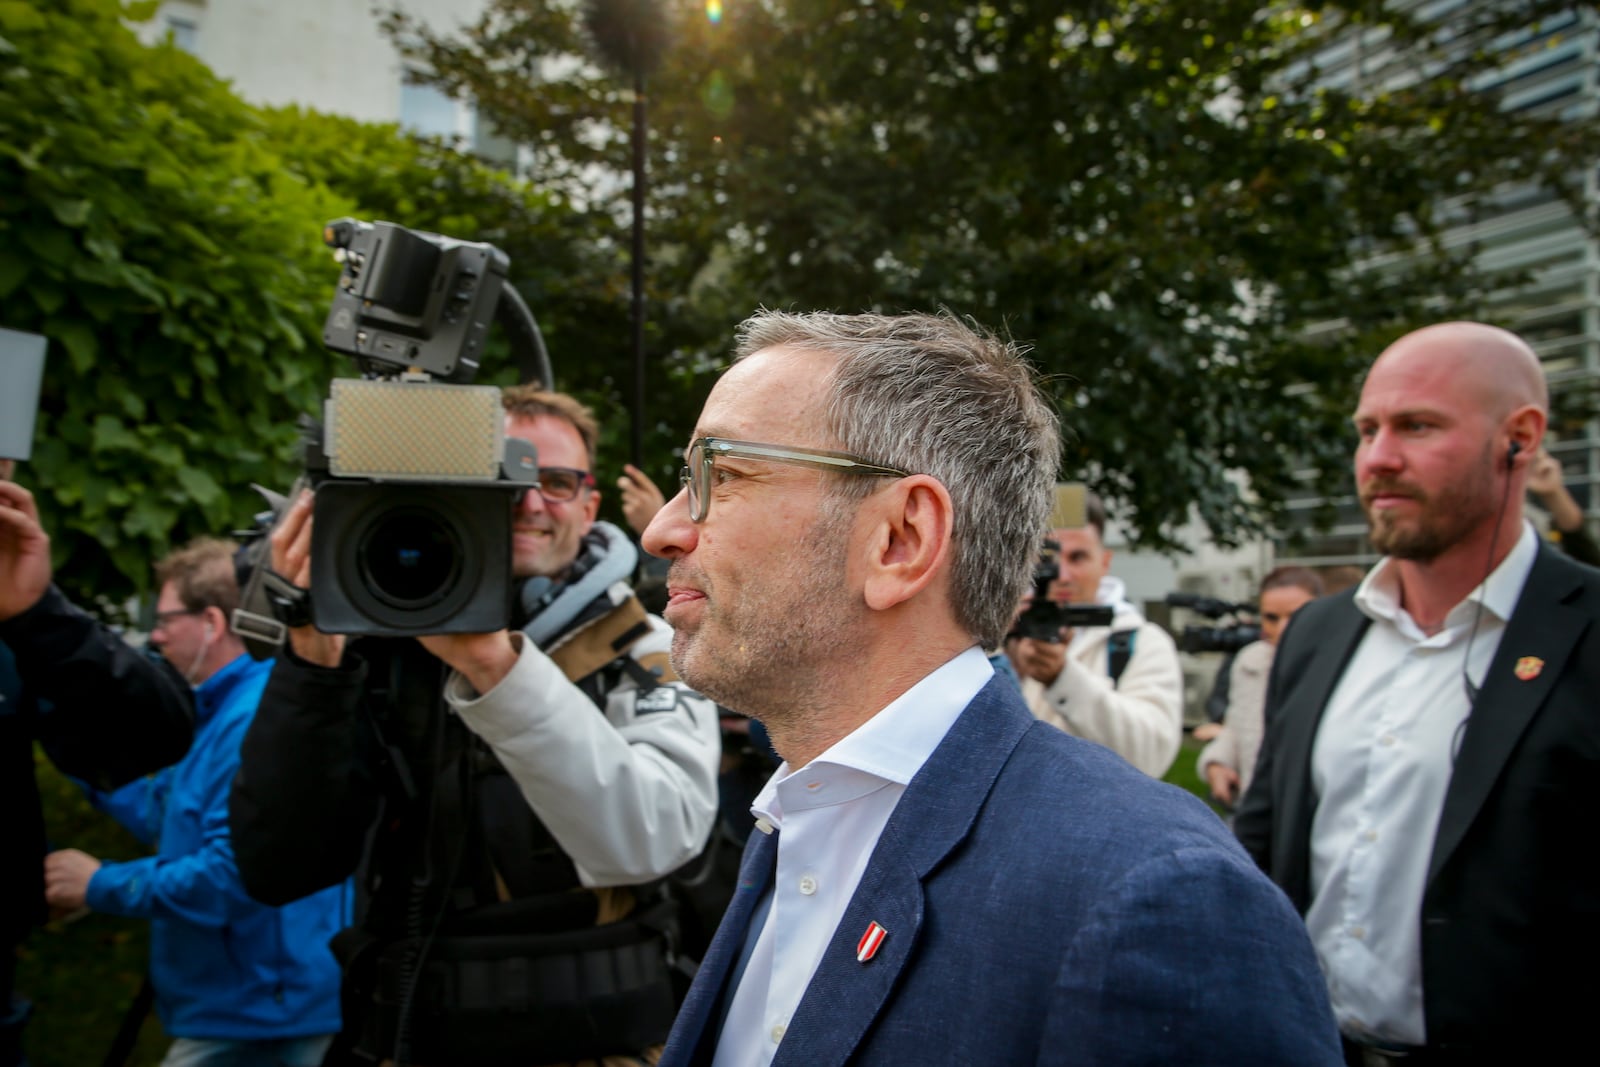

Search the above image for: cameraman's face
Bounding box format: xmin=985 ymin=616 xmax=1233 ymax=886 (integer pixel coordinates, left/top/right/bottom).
xmin=507 ymin=414 xmax=600 ymax=579
xmin=1048 ymin=526 xmax=1112 ymax=605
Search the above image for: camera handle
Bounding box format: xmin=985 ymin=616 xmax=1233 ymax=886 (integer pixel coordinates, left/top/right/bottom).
xmin=233 ymin=474 xmax=311 ymax=660
xmin=496 ymin=283 xmax=553 ymax=390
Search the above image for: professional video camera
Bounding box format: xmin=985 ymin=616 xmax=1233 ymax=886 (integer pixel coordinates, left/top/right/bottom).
xmin=235 ymin=219 xmax=554 ymax=647
xmin=1164 ymin=592 xmax=1260 ymax=655
xmin=1009 ymin=538 xmax=1115 ymax=641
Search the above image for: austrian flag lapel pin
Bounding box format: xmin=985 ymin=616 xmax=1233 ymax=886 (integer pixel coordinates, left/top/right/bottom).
xmin=1514 ymin=656 xmax=1545 ymax=681
xmin=857 ymin=921 xmax=888 ymax=963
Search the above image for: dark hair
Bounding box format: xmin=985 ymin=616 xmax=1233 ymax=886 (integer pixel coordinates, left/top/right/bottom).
xmin=1259 ymin=565 xmax=1324 ymax=599
xmin=500 ymin=385 xmax=600 ymax=469
xmin=1082 ymin=491 xmax=1107 ymax=539
xmin=154 ymin=537 xmax=241 ymax=622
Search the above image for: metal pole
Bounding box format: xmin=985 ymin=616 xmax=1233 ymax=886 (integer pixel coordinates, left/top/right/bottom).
xmin=630 ymin=70 xmax=647 ymax=468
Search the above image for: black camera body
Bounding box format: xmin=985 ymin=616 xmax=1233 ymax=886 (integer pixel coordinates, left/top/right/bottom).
xmin=304 ymin=220 xmax=542 ymax=637
xmin=1164 ymin=592 xmax=1261 ymax=655
xmin=321 ymin=218 xmax=507 ymax=383
xmin=1010 ymin=538 xmax=1115 ymax=642
xmin=233 ymin=220 xmax=544 ymax=649
xmin=307 ymin=478 xmax=516 ymax=636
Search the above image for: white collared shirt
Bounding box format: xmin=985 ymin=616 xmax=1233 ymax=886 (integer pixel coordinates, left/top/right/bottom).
xmin=1306 ymin=521 xmax=1539 ymax=1045
xmin=711 ymin=647 xmax=992 ymax=1067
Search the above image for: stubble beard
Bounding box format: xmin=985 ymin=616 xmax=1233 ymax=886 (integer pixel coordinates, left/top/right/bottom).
xmin=1363 ymin=445 xmax=1497 ymax=562
xmin=669 ymin=502 xmax=861 ymax=729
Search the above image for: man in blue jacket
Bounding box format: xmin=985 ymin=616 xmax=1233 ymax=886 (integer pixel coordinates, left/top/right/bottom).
xmin=642 ymin=309 xmax=1340 ymax=1066
xmin=42 ymin=538 xmax=345 ymax=1067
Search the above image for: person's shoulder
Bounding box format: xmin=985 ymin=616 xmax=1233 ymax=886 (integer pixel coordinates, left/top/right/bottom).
xmin=1527 ymin=539 xmax=1600 ymax=604
xmin=1002 ymin=722 xmax=1236 ymax=851
xmin=1234 ymin=638 xmax=1274 ymax=672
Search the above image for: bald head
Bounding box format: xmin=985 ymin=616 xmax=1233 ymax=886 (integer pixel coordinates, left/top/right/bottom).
xmin=1353 ymin=321 xmax=1548 ymax=568
xmin=1369 ymin=322 xmax=1547 ymax=420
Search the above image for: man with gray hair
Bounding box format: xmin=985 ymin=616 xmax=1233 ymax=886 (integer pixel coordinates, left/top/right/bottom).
xmin=644 ymin=309 xmax=1340 ymax=1066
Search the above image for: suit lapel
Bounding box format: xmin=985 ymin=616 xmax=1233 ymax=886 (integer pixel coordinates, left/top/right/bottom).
xmin=771 ymin=676 xmax=1033 ymax=1067
xmin=1428 ymin=547 xmax=1590 ymax=886
xmin=662 ymin=825 xmax=778 ymax=1067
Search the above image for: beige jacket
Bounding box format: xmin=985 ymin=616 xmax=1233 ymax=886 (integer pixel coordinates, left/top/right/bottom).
xmin=1196 ymin=639 xmax=1275 ymax=796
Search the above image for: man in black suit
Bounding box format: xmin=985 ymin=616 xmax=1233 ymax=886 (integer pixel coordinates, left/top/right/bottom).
xmin=1236 ymin=321 xmax=1600 ymax=1064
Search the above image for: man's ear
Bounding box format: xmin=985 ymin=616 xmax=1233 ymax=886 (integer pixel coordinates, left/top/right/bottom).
xmin=1504 ymin=405 xmax=1546 ymax=467
xmin=861 ymin=475 xmax=953 ymax=612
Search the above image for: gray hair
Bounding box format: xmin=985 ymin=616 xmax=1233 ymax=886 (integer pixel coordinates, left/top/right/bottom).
xmin=733 ymin=309 xmax=1060 ymax=648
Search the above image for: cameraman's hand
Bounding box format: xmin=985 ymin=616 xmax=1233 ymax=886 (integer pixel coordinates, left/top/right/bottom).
xmin=44 ymin=848 xmax=101 ymax=917
xmin=1007 ymin=633 xmax=1069 ymax=686
xmin=271 ymin=490 xmax=345 ymax=668
xmin=417 ymin=630 xmax=519 ymax=696
xmin=617 ymin=464 xmax=666 ymax=536
xmin=0 ymin=480 xmax=53 ymax=621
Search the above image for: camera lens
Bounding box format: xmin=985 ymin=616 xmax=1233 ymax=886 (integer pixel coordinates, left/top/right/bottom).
xmin=358 ymin=506 xmax=463 ymax=607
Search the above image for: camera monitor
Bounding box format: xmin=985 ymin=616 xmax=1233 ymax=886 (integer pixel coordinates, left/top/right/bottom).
xmin=0 ymin=327 xmax=47 ymax=461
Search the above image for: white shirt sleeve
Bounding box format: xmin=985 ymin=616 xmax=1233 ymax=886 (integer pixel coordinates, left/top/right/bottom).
xmin=442 ymin=621 xmax=721 ymax=887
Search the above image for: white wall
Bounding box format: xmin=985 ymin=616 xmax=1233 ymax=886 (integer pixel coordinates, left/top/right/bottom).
xmin=133 ymin=0 xmax=485 ymax=125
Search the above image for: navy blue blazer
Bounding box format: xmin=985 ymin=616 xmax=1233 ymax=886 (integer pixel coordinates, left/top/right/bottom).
xmin=663 ymin=674 xmax=1341 ymax=1066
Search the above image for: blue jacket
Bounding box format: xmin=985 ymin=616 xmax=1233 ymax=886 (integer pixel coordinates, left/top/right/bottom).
xmin=663 ymin=673 xmax=1342 ymax=1067
xmin=86 ymin=653 xmax=346 ymax=1040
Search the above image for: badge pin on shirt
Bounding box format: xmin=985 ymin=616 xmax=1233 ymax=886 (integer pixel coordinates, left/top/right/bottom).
xmin=857 ymin=921 xmax=888 ymax=963
xmin=1514 ymin=656 xmax=1544 ymax=681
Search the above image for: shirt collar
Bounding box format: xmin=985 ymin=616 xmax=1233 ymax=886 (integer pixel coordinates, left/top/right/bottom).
xmin=755 ymin=646 xmax=993 ymax=822
xmin=1356 ymin=519 xmax=1540 ymax=631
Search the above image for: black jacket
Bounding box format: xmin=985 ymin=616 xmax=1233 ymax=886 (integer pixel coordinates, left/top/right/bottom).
xmin=1235 ymin=544 xmax=1600 ymax=1056
xmin=1 ymin=586 xmax=194 ymax=952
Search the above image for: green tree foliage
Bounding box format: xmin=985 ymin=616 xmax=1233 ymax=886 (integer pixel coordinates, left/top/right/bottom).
xmin=0 ymin=0 xmax=617 ymax=606
xmin=387 ymin=0 xmax=1600 ymax=549
xmin=0 ymin=0 xmax=341 ymax=608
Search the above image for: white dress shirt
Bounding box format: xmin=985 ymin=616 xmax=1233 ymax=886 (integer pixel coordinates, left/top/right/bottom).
xmin=711 ymin=647 xmax=992 ymax=1067
xmin=1306 ymin=521 xmax=1538 ymax=1045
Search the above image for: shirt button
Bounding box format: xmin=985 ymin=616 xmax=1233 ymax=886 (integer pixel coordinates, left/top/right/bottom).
xmin=1380 ymin=734 xmax=1397 ymax=747
xmin=805 ymin=780 xmax=823 ymax=791
xmin=798 ymin=874 xmax=818 ymax=895
xmin=770 ymin=1024 xmax=786 ymax=1043
xmin=1363 ymin=830 xmax=1378 ymax=843
xmin=1351 ymin=926 xmax=1367 ymax=941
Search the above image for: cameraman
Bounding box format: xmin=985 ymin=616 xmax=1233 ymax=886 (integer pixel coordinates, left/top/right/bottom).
xmin=229 ymin=388 xmax=720 ymax=1066
xmin=1005 ymin=491 xmax=1183 ymax=777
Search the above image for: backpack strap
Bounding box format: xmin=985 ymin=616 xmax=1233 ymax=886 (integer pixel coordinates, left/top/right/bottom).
xmin=545 ymin=594 xmax=659 ymax=685
xmin=1107 ymin=628 xmax=1139 ymax=688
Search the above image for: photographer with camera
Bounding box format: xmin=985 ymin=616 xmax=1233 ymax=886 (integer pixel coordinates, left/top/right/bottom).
xmin=229 ymin=386 xmax=720 ymax=1067
xmin=1194 ymin=567 xmax=1323 ymax=810
xmin=1005 ymin=489 xmax=1183 ymax=777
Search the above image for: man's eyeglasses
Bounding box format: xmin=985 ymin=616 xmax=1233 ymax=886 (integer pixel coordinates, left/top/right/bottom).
xmin=152 ymin=608 xmax=204 ymax=629
xmin=517 ymin=467 xmax=596 ymax=506
xmin=679 ymin=437 xmax=909 ymax=523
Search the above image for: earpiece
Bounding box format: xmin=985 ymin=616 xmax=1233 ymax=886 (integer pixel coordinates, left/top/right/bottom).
xmin=203 ymin=622 xmax=214 ymax=640
xmin=1507 ymin=440 xmax=1522 ymax=468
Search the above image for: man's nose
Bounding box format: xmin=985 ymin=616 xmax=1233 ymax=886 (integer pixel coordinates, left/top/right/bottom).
xmin=1360 ymin=429 xmax=1404 ymax=475
xmin=516 ymin=487 xmax=549 ymax=516
xmin=642 ymin=487 xmax=696 ymax=560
